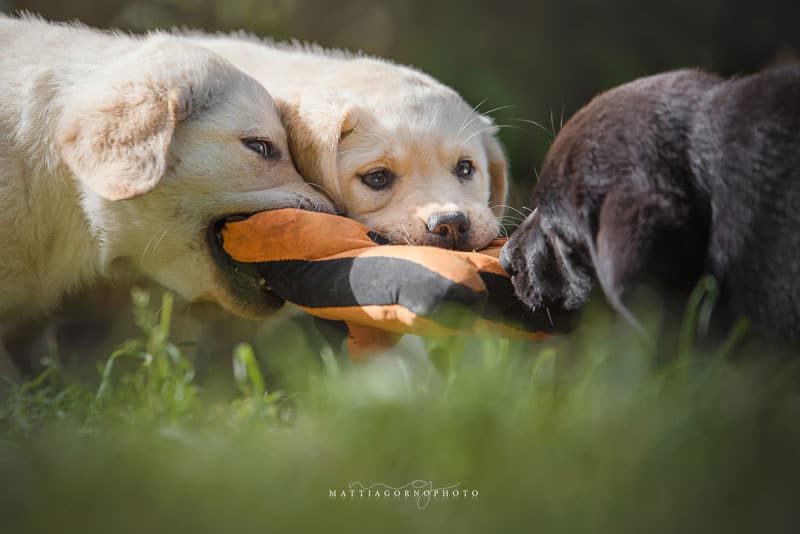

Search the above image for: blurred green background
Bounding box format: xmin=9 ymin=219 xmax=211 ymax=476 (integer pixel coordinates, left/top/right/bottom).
xmin=3 ymin=4 xmax=800 ymax=531
xmin=5 ymin=0 xmax=799 ymax=204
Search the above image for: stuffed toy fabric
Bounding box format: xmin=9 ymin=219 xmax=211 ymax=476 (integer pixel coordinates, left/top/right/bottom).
xmin=220 ymin=209 xmax=563 ymax=356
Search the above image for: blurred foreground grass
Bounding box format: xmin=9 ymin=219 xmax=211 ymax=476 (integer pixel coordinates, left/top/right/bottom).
xmin=1 ymin=289 xmax=799 ymax=533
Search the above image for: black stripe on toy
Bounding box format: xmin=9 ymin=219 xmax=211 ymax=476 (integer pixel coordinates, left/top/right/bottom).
xmin=257 ymin=257 xmax=486 ymax=324
xmin=479 ymin=272 xmax=579 ymax=334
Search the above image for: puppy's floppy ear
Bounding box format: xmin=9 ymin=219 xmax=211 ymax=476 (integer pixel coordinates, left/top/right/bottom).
xmin=479 ymin=124 xmax=508 ymax=218
xmin=592 ymin=186 xmax=710 ymax=322
xmin=58 ymin=81 xmax=192 ymax=201
xmin=278 ymin=96 xmax=358 ymax=200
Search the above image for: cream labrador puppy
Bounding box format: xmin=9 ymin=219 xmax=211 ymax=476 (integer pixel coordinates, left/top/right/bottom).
xmin=0 ymin=16 xmax=332 ymax=376
xmin=188 ymin=35 xmax=508 ymax=251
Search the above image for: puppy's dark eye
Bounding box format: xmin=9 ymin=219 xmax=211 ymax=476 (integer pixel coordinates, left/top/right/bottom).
xmin=360 ymin=169 xmax=393 ymax=190
xmin=455 ymin=159 xmax=475 ymax=179
xmin=242 ymin=138 xmax=278 ymax=160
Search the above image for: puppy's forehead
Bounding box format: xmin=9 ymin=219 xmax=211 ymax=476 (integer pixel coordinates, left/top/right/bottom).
xmin=352 ymin=94 xmax=488 ymax=152
xmin=367 ymin=91 xmax=471 ymax=131
xmin=544 ymin=68 xmax=719 ymax=170
xmin=214 ymin=75 xmax=284 ymax=131
xmin=333 ymin=66 xmax=470 ymax=129
xmin=228 ymin=72 xmax=277 ymax=111
xmin=333 ymin=62 xmax=492 ymax=163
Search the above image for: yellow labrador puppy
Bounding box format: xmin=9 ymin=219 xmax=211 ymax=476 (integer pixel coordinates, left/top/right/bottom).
xmin=0 ymin=16 xmax=332 ymax=355
xmin=189 ymin=35 xmax=508 ymax=251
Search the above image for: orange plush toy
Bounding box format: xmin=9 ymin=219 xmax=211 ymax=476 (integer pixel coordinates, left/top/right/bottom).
xmin=220 ymin=209 xmax=566 ymax=358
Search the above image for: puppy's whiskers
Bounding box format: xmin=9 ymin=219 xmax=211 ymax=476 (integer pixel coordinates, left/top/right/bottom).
xmin=482 ymin=104 xmax=517 ymax=117
xmin=400 ymin=224 xmax=413 ymax=246
xmin=151 ymin=228 xmax=171 ymax=255
xmin=458 ymin=97 xmax=488 ymax=132
xmin=510 ymin=118 xmax=555 ymax=140
xmin=141 ymin=226 xmax=172 ymax=263
xmin=457 ymin=104 xmax=517 ymax=137
xmin=498 ymin=216 xmax=525 ymax=227
xmin=462 ymin=123 xmax=519 ymax=145
xmin=141 ymin=233 xmax=159 ymax=264
xmin=495 ymin=204 xmax=532 ymax=221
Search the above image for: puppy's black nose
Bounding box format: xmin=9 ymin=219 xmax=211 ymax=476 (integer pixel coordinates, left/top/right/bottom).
xmin=499 ymin=242 xmax=516 ymax=276
xmin=427 ymin=212 xmax=470 ymax=239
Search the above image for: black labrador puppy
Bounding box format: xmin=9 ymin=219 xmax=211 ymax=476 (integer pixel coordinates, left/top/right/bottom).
xmin=500 ymin=65 xmax=800 ymax=342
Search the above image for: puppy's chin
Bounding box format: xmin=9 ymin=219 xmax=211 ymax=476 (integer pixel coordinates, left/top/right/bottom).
xmin=379 ymin=231 xmax=494 ymax=251
xmin=207 ymin=286 xmax=285 ymax=319
xmin=204 ymin=223 xmax=286 ymax=319
xmin=202 ymin=259 xmax=285 ymax=319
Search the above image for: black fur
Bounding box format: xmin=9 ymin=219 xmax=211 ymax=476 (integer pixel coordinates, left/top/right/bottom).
xmin=501 ymin=65 xmax=800 ymax=342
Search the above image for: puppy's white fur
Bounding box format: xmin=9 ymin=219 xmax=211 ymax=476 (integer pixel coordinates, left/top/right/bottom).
xmin=0 ymin=16 xmax=332 ymax=349
xmin=188 ymin=35 xmax=508 ymax=250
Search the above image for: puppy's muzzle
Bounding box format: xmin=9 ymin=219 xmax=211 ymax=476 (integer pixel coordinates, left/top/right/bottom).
xmin=427 ymin=211 xmax=470 ymax=249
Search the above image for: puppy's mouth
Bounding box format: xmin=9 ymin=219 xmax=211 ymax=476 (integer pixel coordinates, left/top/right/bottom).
xmin=206 ymin=214 xmax=285 ymax=317
xmin=411 ymin=231 xmax=495 ymax=251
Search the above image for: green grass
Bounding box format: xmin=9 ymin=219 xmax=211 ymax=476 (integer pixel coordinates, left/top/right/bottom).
xmin=2 ymin=288 xmax=799 ymax=533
